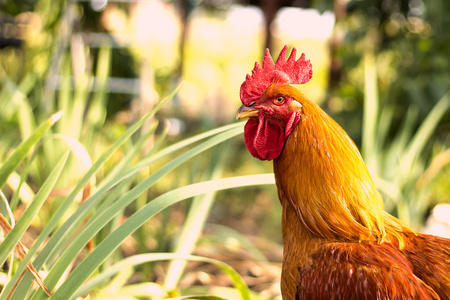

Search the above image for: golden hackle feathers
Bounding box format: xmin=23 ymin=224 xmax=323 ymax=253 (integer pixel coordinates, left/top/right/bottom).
xmin=273 ymin=85 xmax=410 ymax=247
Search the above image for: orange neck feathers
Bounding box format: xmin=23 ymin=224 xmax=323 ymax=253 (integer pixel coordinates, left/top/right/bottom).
xmin=273 ymin=86 xmax=408 ymax=245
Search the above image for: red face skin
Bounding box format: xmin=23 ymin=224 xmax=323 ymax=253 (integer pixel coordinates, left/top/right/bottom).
xmin=237 ymin=84 xmax=302 ymax=161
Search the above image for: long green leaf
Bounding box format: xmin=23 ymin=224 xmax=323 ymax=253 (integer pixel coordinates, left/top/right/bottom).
xmin=0 ymin=151 xmax=69 ymax=268
xmin=50 ymin=174 xmax=275 ymax=300
xmin=164 ymin=145 xmax=232 ymax=292
xmin=98 ymin=119 xmax=160 ymax=188
xmin=86 ymin=41 xmax=111 ymax=130
xmin=0 ymin=111 xmax=63 ymax=190
xmin=0 ymin=74 xmax=36 ymax=120
xmin=74 ymin=253 xmax=250 ymax=300
xmin=130 ymin=122 xmax=245 ymax=179
xmin=401 ymin=91 xmax=450 ymax=173
xmin=362 ymin=53 xmax=379 ymax=174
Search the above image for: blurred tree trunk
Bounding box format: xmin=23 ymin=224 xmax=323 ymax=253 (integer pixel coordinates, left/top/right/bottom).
xmin=260 ymin=0 xmax=279 ymax=49
xmin=176 ymin=0 xmax=195 ymax=79
xmin=257 ymin=0 xmax=311 ymax=49
xmin=327 ymin=0 xmax=346 ymax=91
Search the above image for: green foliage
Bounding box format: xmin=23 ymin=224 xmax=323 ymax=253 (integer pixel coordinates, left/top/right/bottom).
xmin=361 ymin=54 xmax=450 ymax=228
xmin=0 ymin=112 xmax=62 ymax=190
xmin=329 ymin=0 xmax=450 ymax=227
xmin=0 ymin=78 xmax=275 ymax=298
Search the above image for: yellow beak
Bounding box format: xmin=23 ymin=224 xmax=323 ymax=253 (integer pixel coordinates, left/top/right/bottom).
xmin=236 ymin=105 xmax=260 ymax=120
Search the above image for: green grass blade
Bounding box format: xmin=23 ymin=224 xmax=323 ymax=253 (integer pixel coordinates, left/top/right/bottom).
xmin=0 ymin=73 xmax=36 ymax=120
xmin=8 ymin=158 xmax=36 ymax=209
xmin=74 ymin=253 xmax=250 ymax=300
xmin=203 ymin=224 xmax=268 ymax=262
xmin=131 ymin=122 xmax=245 ymax=175
xmin=0 ymin=150 xmax=69 ymax=278
xmin=86 ymin=41 xmax=111 ymax=130
xmin=376 ymin=103 xmax=395 ymax=153
xmin=362 ymin=53 xmax=379 ymax=173
xmin=107 ymin=122 xmax=244 ymax=193
xmin=384 ymin=108 xmax=418 ymax=182
xmin=401 ymin=91 xmax=450 ymax=174
xmin=17 ymin=100 xmax=37 ymax=141
xmin=50 ymin=174 xmax=275 ymax=300
xmin=0 ymin=111 xmax=63 ymax=190
xmin=99 ymin=120 xmax=159 ymax=188
xmin=164 ymin=145 xmax=232 ymax=292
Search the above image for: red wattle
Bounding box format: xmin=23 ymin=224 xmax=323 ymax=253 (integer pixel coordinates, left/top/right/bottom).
xmin=244 ymin=117 xmax=286 ymax=161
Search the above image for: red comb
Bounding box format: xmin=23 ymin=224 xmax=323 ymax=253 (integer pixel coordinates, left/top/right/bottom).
xmin=240 ymin=45 xmax=312 ymax=105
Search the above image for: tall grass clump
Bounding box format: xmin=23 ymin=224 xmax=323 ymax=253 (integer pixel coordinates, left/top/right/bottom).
xmin=0 ymin=25 xmax=276 ymax=297
xmin=0 ymin=80 xmax=275 ymax=299
xmin=361 ymin=54 xmax=450 ymax=228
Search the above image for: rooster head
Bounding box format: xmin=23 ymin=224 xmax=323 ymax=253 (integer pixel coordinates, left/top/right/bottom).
xmin=236 ymin=45 xmax=313 ymax=160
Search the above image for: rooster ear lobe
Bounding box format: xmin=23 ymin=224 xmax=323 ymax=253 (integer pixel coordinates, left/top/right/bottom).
xmin=289 ymin=100 xmax=303 ymax=112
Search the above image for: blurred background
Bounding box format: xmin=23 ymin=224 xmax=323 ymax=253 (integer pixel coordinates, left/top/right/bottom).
xmin=0 ymin=0 xmax=449 ymax=299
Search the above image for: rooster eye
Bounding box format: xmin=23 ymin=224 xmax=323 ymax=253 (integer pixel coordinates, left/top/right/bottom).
xmin=274 ymin=97 xmax=285 ymax=105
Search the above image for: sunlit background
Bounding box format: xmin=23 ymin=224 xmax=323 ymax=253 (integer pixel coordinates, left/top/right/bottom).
xmin=1 ymin=0 xmax=450 ymax=298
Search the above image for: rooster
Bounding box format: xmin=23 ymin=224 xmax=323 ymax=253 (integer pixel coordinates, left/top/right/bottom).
xmin=236 ymin=46 xmax=450 ymax=300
